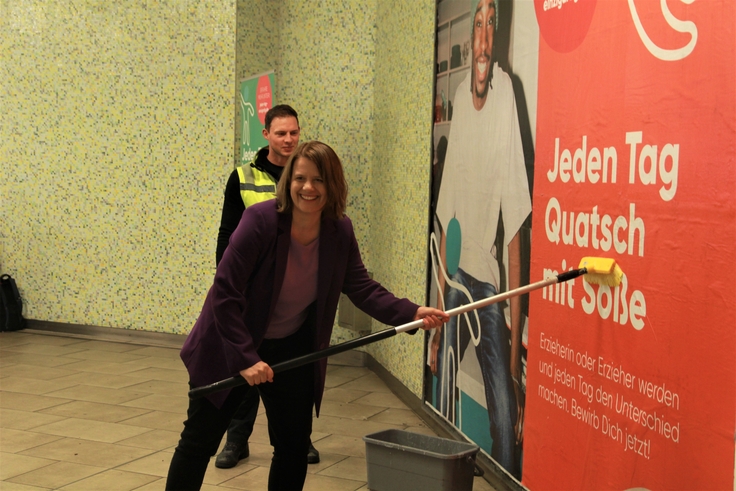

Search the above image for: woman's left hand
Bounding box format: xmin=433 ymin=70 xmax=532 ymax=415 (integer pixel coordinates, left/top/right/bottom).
xmin=413 ymin=307 xmax=449 ymax=330
xmin=240 ymin=361 xmax=274 ymax=386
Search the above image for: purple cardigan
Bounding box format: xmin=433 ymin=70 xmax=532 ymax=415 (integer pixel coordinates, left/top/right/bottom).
xmin=181 ymin=200 xmax=419 ymax=413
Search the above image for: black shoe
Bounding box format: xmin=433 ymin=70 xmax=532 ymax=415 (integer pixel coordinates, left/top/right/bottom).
xmin=215 ymin=442 xmax=250 ymax=469
xmin=307 ymin=443 xmax=320 ymax=464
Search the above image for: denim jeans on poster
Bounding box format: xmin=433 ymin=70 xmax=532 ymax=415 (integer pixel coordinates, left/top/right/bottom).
xmin=434 ymin=268 xmax=517 ymax=472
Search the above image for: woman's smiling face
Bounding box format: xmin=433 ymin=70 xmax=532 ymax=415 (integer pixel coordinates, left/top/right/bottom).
xmin=290 ymin=157 xmax=326 ymax=217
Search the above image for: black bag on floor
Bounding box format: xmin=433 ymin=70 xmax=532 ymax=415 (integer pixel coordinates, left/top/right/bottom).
xmin=1 ymin=274 xmax=26 ymax=332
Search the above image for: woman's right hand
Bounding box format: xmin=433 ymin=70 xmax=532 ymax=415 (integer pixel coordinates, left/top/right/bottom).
xmin=429 ymin=324 xmax=442 ymax=375
xmin=240 ymin=361 xmax=274 ymax=385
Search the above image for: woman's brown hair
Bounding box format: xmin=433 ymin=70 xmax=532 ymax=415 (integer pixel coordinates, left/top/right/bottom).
xmin=277 ymin=141 xmax=348 ymax=220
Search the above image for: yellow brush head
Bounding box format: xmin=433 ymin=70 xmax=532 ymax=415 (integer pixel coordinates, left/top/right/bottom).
xmin=578 ymin=257 xmax=623 ymax=287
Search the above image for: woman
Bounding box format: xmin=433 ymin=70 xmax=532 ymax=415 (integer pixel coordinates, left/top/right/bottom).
xmin=166 ymin=141 xmax=448 ymax=491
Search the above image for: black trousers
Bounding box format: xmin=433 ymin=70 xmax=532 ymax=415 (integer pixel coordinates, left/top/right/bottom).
xmin=166 ymin=325 xmax=315 ymax=491
xmin=225 ymin=384 xmax=260 ymax=444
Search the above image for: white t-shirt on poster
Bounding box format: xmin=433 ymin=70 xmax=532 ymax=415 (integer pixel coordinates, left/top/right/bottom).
xmin=436 ymin=63 xmax=531 ymax=288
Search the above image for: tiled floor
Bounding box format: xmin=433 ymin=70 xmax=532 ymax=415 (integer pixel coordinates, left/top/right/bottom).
xmin=0 ymin=330 xmax=496 ymax=491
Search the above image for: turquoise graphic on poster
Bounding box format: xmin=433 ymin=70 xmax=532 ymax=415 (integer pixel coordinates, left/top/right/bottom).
xmin=240 ymin=71 xmax=274 ymax=164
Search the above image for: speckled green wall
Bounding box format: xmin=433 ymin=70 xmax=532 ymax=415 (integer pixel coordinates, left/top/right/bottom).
xmin=275 ymin=1 xmax=378 ymax=348
xmin=264 ymin=0 xmax=436 ymax=395
xmin=234 ymin=0 xmax=277 ymax=163
xmin=1 ymin=1 xmax=236 ymax=333
xmin=264 ymin=1 xmax=436 ymax=397
xmin=2 ymin=0 xmax=436 ymax=398
xmin=277 ymin=1 xmax=377 ymax=255
xmin=366 ymin=1 xmax=437 ymax=396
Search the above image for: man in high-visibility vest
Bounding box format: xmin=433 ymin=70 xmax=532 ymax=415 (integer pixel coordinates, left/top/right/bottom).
xmin=214 ymin=104 xmax=321 ymax=468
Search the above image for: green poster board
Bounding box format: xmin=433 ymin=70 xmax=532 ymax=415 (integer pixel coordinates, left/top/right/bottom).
xmin=239 ymin=71 xmax=275 ymax=165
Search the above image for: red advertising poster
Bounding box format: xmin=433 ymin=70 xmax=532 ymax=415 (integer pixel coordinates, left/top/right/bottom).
xmin=523 ymin=1 xmax=735 ymax=490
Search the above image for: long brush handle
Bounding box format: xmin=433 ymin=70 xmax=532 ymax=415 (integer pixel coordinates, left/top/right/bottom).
xmin=187 ymin=328 xmax=400 ymax=399
xmin=187 ymin=268 xmax=586 ymax=399
xmin=428 ymin=268 xmax=585 ymax=333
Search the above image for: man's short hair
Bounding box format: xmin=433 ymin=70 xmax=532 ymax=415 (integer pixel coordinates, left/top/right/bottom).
xmin=265 ymin=105 xmax=299 ymax=131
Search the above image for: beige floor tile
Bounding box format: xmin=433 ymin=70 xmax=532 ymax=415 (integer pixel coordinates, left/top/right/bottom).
xmin=0 ymin=332 xmax=35 ymax=347
xmin=115 ymin=450 xmax=175 ymax=477
xmin=4 ymin=334 xmax=83 ymax=347
xmin=57 ymin=468 xmax=159 ymax=491
xmin=1 ymin=343 xmax=87 ymax=358
xmin=123 ymin=366 xmax=187 ymax=383
xmin=243 ymin=420 xmax=271 ymax=445
xmin=322 ymin=386 xmax=369 ymax=403
xmin=312 ymin=414 xmax=403 ymax=439
xmin=311 ymin=430 xmax=329 ymax=444
xmin=0 ymin=481 xmax=50 ymax=490
xmin=403 ymin=425 xmax=436 ymax=436
xmin=0 ymin=391 xmax=71 ymax=412
xmin=302 ymin=472 xmax=365 ymax=491
xmin=121 ymin=355 xmax=185 ymax=370
xmin=0 ymin=351 xmax=81 ymax=369
xmin=318 ymin=400 xmax=386 ymax=421
xmin=202 ymin=460 xmax=254 ymax=486
xmin=7 ymin=461 xmax=105 ymax=489
xmin=326 ymin=366 xmax=371 ymax=381
xmin=53 ymin=359 xmax=149 ymax=375
xmin=62 ymin=350 xmax=148 ymax=363
xmin=124 ymin=346 xmax=181 ymax=359
xmin=116 ymin=428 xmax=180 ymax=451
xmin=39 ymin=400 xmax=151 ymax=423
xmin=201 ymin=484 xmax=227 ymax=491
xmin=352 ymin=391 xmax=408 ymax=409
xmin=312 ymin=434 xmax=366 ymax=458
xmin=118 ymin=410 xmax=185 ymax=432
xmin=368 ymin=407 xmax=426 ymax=427
xmin=316 ymin=455 xmax=367 ymax=481
xmin=31 ymin=417 xmax=151 ymax=443
xmin=0 ymin=427 xmax=65 ymax=453
xmin=0 ymin=452 xmax=56 ymax=480
xmin=0 ymin=332 xmax=504 ymax=491
xmin=473 ymin=475 xmax=499 ymax=491
xmin=0 ymin=408 xmax=66 ymax=430
xmin=337 ymin=373 xmax=393 ymax=393
xmin=120 ymin=393 xmax=189 ymax=413
xmin=125 ymin=477 xmax=166 ymax=490
xmin=122 ymin=378 xmax=188 ymax=396
xmin=324 ymin=374 xmax=361 ymax=388
xmin=216 ymin=465 xmax=269 ymax=491
xmin=0 ymin=363 xmax=80 ymax=380
xmin=0 ymin=356 xmax=15 ymax=369
xmin=305 ymin=453 xmax=351 ymax=474
xmin=51 ymin=370 xmax=150 ymax=389
xmin=0 ymin=376 xmax=80 ymax=395
xmin=19 ymin=436 xmax=154 ymax=467
xmin=62 ymin=339 xmax=144 ymax=353
xmin=233 ymin=441 xmax=274 ymax=468
xmin=45 ymin=384 xmax=151 ymax=405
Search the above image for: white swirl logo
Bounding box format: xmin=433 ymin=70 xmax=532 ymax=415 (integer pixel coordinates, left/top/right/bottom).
xmin=628 ymin=0 xmax=697 ymax=61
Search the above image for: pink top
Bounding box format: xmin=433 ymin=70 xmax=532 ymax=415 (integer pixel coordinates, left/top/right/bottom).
xmin=264 ymin=236 xmax=319 ymax=339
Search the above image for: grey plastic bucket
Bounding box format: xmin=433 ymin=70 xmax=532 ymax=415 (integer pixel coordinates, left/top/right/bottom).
xmin=363 ymin=429 xmax=480 ymax=491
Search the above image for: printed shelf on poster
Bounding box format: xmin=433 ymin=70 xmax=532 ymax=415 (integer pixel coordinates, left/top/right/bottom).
xmin=437 ymin=0 xmax=470 ymax=27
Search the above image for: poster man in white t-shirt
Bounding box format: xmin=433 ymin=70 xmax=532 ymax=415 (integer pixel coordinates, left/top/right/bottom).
xmin=429 ymin=0 xmax=531 ymax=477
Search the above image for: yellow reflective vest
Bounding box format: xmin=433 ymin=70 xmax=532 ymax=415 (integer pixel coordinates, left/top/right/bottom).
xmin=236 ymin=151 xmax=277 ymax=208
